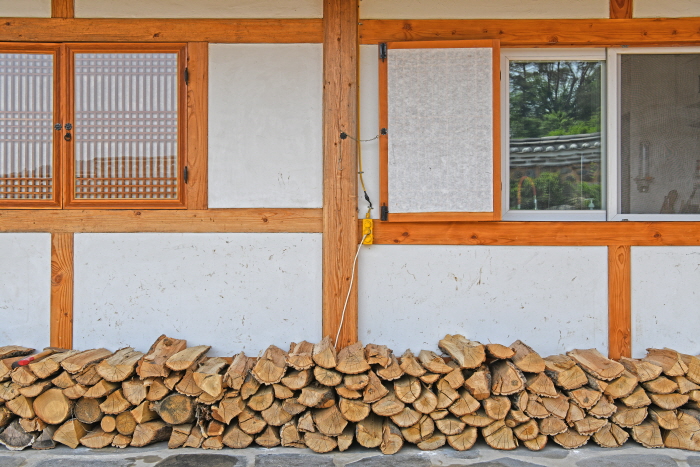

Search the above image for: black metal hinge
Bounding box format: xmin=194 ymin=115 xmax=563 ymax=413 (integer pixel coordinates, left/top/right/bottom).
xmin=184 ymin=67 xmax=189 ymax=85
xmin=184 ymin=166 xmax=189 ymax=184
xmin=380 ymin=205 xmax=388 ymax=221
xmin=379 ymin=43 xmax=387 ymax=61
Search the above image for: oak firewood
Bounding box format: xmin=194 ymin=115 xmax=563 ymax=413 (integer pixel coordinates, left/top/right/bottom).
xmin=298 ymin=384 xmax=334 ymax=408
xmin=505 ymin=409 xmax=530 ymax=427
xmin=337 ymin=424 xmax=353 ymax=451
xmin=62 ymin=384 xmax=87 ymax=400
xmin=281 ymin=397 xmax=306 ymax=416
xmin=74 ymin=397 xmax=103 ymax=424
xmin=513 ymin=418 xmax=539 ymax=441
xmin=83 ymin=380 xmax=119 ymax=399
xmin=121 ymin=379 xmax=146 ymax=407
xmin=574 ymin=416 xmax=607 ymax=435
xmin=255 ymin=425 xmax=280 ymax=448
xmin=192 ymin=357 xmax=227 ymax=398
xmin=620 ymin=357 xmax=663 ymax=382
xmin=461 ymin=409 xmax=496 ymax=427
xmin=567 ymin=348 xmax=624 ymax=381
xmin=112 ymin=433 xmax=131 ymax=448
xmin=7 ymin=395 xmax=34 ymax=419
xmin=363 ymin=370 xmax=389 ymax=403
xmin=465 ymin=366 xmax=491 ymax=400
xmin=399 ymin=350 xmax=425 ymax=377
xmin=612 ymin=403 xmax=647 ymax=427
xmin=166 ymin=345 xmax=210 ymax=373
xmin=222 ymin=424 xmax=253 ymax=449
xmin=512 ymin=391 xmax=528 ymax=412
xmin=483 ymin=420 xmax=518 ymax=450
xmin=74 ymin=365 xmax=102 ymax=387
xmin=344 ymin=373 xmax=368 ymax=390
xmin=298 ymin=411 xmax=315 ymax=432
xmin=649 ymin=392 xmax=689 ymax=410
xmin=486 ymin=343 xmax=515 ymax=360
xmin=338 ymin=397 xmax=370 ymax=422
xmin=50 ymin=371 xmax=75 ymax=389
xmin=603 ymin=370 xmax=638 ymax=399
xmin=131 ymin=400 xmax=157 ymax=424
xmin=18 ymin=417 xmax=46 ymax=433
xmin=335 ymin=383 xmax=360 ymax=399
xmin=394 ymin=375 xmax=421 ymax=404
xmin=674 ymin=375 xmax=700 ymax=394
xmin=435 ymin=415 xmax=465 ymax=436
xmin=391 ymin=406 xmax=421 ymax=427
xmin=585 ymin=373 xmax=608 ymax=392
xmin=643 ymin=376 xmax=678 ymax=394
xmin=644 ymin=348 xmax=688 ymax=377
xmin=523 ymin=434 xmax=548 ymax=451
xmin=287 ymin=341 xmax=314 ymax=371
xmin=312 ymin=337 xmax=337 ymax=369
xmin=208 ymin=420 xmax=226 ymax=437
xmin=240 ymin=373 xmax=261 ymax=400
xmin=182 ymin=424 xmax=204 ymax=448
xmin=491 ymin=360 xmax=526 ymax=396
xmin=137 ymin=335 xmax=187 ymax=379
xmin=101 ymin=415 xmax=116 ymax=432
xmin=202 ymin=434 xmax=224 ymax=450
xmin=380 ymin=419 xmax=404 ymax=454
xmin=18 ymin=380 xmax=52 ymax=399
xmin=28 ymin=350 xmax=78 ymax=380
xmin=682 ymin=353 xmax=700 ymax=384
xmin=210 ymin=395 xmax=245 ymax=425
xmin=663 ymin=412 xmax=700 ymax=450
xmin=539 ymin=416 xmax=567 ymax=436
xmin=648 ymin=406 xmax=679 ymax=430
xmin=0 ymin=346 xmax=34 ymax=360
xmin=592 ymin=421 xmax=629 ymax=448
xmin=95 ymin=348 xmax=144 ymax=382
xmin=621 ymin=386 xmax=651 ymax=408
xmin=280 ymin=420 xmax=305 ymax=448
xmin=553 ymin=429 xmax=589 ymax=449
xmin=418 ymin=350 xmax=452 ymax=374
xmin=372 ymin=390 xmax=404 ymax=417
xmin=252 ymin=345 xmax=288 ymax=385
xmin=276 ymin=369 xmax=311 ymax=392
xmin=526 ymin=373 xmax=557 ymax=398
xmin=365 ymin=344 xmax=392 ymax=368
xmin=540 ymin=393 xmax=568 ymax=419
xmin=304 ymin=431 xmax=337 ymax=453
xmin=80 ymin=428 xmax=115 ymax=448
xmin=99 ymin=389 xmax=131 ymax=415
xmin=0 ymin=419 xmax=34 ymax=450
xmin=631 ymin=420 xmax=664 ymax=448
xmin=11 ymin=366 xmax=37 ymax=387
xmin=525 ymin=396 xmax=549 ymax=419
xmin=417 ymin=432 xmax=446 ymax=450
xmin=167 ymin=424 xmax=190 ymax=449
xmin=439 ymin=335 xmax=486 ymax=369
xmin=272 ymin=383 xmax=293 ymax=400
xmin=447 ymin=426 xmax=477 ymax=451
xmin=174 ymin=370 xmax=203 ymax=397
xmin=510 ymin=341 xmax=545 ymax=373
xmin=223 ymin=353 xmax=254 ymax=390
xmin=61 ymin=349 xmax=112 ymax=374
xmin=483 ymin=396 xmax=511 ymax=420
xmin=0 ymin=357 xmax=24 ymax=382
xmin=442 ymin=367 xmax=465 ymax=390
xmin=419 ymin=372 xmax=440 ymax=384
xmin=152 ymin=393 xmax=196 ymax=425
xmin=53 ymin=419 xmax=88 ymax=449
xmin=32 ymin=426 xmax=57 ymax=450
xmin=429 ymin=409 xmax=448 ymax=420
xmin=449 ymin=389 xmax=480 ymax=417
xmin=262 ymin=400 xmax=294 ymax=427
xmin=313 ymin=404 xmax=347 ymax=436
xmin=336 ymin=342 xmax=370 ymax=375
xmin=567 ymin=386 xmax=601 ymax=409
xmin=247 ymin=385 xmax=274 ymax=412
xmin=589 ymin=395 xmax=617 ymax=419
xmin=131 ymin=420 xmax=172 ymax=447
xmin=400 ymin=414 xmax=434 ymax=444
xmin=314 ymin=366 xmax=342 ymax=386
xmin=147 ymin=377 xmax=172 ymax=400
xmin=413 ymin=386 xmax=438 ymax=414
xmin=544 ymin=354 xmax=587 ymax=390
xmin=239 ymin=407 xmax=267 ymax=435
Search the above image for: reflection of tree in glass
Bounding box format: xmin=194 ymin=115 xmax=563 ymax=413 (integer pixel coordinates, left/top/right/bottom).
xmin=510 ymin=61 xmax=602 ymax=138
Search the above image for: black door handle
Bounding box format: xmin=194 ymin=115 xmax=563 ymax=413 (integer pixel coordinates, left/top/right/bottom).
xmin=64 ymin=133 xmax=72 ymax=142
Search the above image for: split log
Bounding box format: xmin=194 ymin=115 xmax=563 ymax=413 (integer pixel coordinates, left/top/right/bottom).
xmin=223 ymin=353 xmax=254 ymax=391
xmin=272 ymin=383 xmax=294 ymax=400
xmin=314 ymin=404 xmax=347 ymax=436
xmin=400 ymin=414 xmax=434 ymax=444
xmin=435 ymin=415 xmax=465 ymax=436
xmin=146 ymin=378 xmax=171 ymax=401
xmin=505 ymin=409 xmax=530 ymax=428
xmin=510 ymin=341 xmax=545 ymax=373
xmin=644 ymin=348 xmax=688 ymax=377
xmin=399 ymin=350 xmax=425 ymax=377
xmin=683 ymin=353 xmax=700 ymax=384
xmin=280 ymin=421 xmax=305 ymax=448
xmin=443 ymin=367 xmax=465 ymax=390
xmin=567 ymin=386 xmax=601 ymax=409
xmin=282 ymin=398 xmax=306 ymax=416
xmin=674 ymin=375 xmax=700 ymax=394
xmin=0 ymin=357 xmax=24 ymax=382
xmin=612 ymin=403 xmax=647 ymax=427
xmin=165 ymin=345 xmax=210 ymax=372
xmin=74 ymin=365 xmax=102 ymax=386
xmin=483 ymin=420 xmax=518 ymax=450
xmin=202 ymin=435 xmax=224 ymax=450
xmin=418 ymin=350 xmax=452 ymax=374
xmin=663 ymin=412 xmax=700 ymax=450
xmin=0 ymin=346 xmax=34 ymax=360
xmin=541 ymin=394 xmax=569 ymax=419
xmin=574 ymin=416 xmax=608 ymax=435
xmin=240 ymin=373 xmax=261 ymax=400
xmin=544 ymin=355 xmax=588 ymax=390
xmin=604 ymin=370 xmax=639 ymax=399
xmin=95 ymin=348 xmax=143 ymax=382
xmin=255 ymin=426 xmax=280 ymax=448
xmin=287 ymin=341 xmax=315 ymax=370
xmin=211 ymin=396 xmax=245 ymax=424
xmin=314 ymin=366 xmax=342 ymax=386
xmin=429 ymin=409 xmax=448 ymax=420
xmin=32 ymin=426 xmax=57 ymax=450
xmin=248 ymin=385 xmax=274 ymax=412
xmin=336 ymin=342 xmax=370 ymax=375
xmin=222 ymin=424 xmax=253 ymax=449
xmin=486 ymin=344 xmax=516 ymax=360
xmin=339 ymin=397 xmax=370 ymax=422
xmin=312 ymin=337 xmax=337 ymax=369
xmin=182 ymin=425 xmax=204 ymax=448
xmin=99 ymin=389 xmax=131 ymax=414
xmin=649 ymin=392 xmax=689 ymax=410
xmin=464 ymin=366 xmax=491 ymax=400
xmin=643 ymin=376 xmax=678 ymax=394
xmin=553 ymin=429 xmax=589 ymax=449
xmin=7 ymin=395 xmax=34 ymax=419
xmin=18 ymin=417 xmax=45 ymax=433
xmin=373 ymin=390 xmax=405 ymax=417
xmin=513 ymin=419 xmax=539 ymax=441
xmin=153 ymin=394 xmax=196 ymax=425
xmin=252 ymin=345 xmax=287 ymax=385
xmin=365 ymin=344 xmax=391 ymax=368
xmin=338 ymin=425 xmax=354 ymax=451
xmin=192 ymin=357 xmax=227 ymax=397
xmin=620 ymin=357 xmax=663 ymax=382
xmin=298 ymin=411 xmax=315 ymax=432
xmin=589 ymin=395 xmax=617 ymax=419
xmin=449 ymin=389 xmax=480 ymax=417
xmin=207 ymin=421 xmax=225 ymax=437
xmin=174 ymin=370 xmax=202 ymax=397
xmin=621 ymin=386 xmax=651 ymax=408
xmin=567 ymin=349 xmax=624 ymax=381
xmin=631 ymin=420 xmax=664 ymax=448
xmin=363 ymin=371 xmax=389 ymax=403
xmin=101 ymin=415 xmax=116 ymax=432
xmin=62 ymin=384 xmax=87 ymax=400
xmin=112 ymin=433 xmax=132 ymax=448
xmin=298 ymin=384 xmax=334 ymax=408
xmin=83 ymin=380 xmax=119 ymax=399
xmin=380 ymin=419 xmax=404 ymax=454
xmin=29 ymin=350 xmax=79 ymax=380
xmin=131 ymin=420 xmax=172 ymax=447
xmin=526 ymin=372 xmax=557 ymax=398
xmin=592 ymin=421 xmax=629 ymax=448
xmin=50 ymin=371 xmax=75 ymax=389
xmin=53 ymin=419 xmax=89 ymax=449
xmin=116 ymin=412 xmax=137 ymax=436
xmin=394 ymin=376 xmax=421 ymax=404
xmin=239 ymin=407 xmax=267 ymax=435
xmin=491 ymin=360 xmax=526 ymax=396
xmin=438 ymin=335 xmax=486 ymax=369
xmin=282 ymin=370 xmax=314 ymax=391
xmin=413 ymin=386 xmax=438 ymax=414
xmin=80 ymin=428 xmax=115 ymax=448
xmin=539 ymin=416 xmax=567 ymax=436
xmin=262 ymin=400 xmax=293 ymax=427
xmin=417 ymin=432 xmax=446 ymax=450
xmin=447 ymin=426 xmax=478 ymax=451
xmin=0 ymin=419 xmax=34 ymax=450
xmin=390 ymin=408 xmax=421 ymax=430
xmin=483 ymin=396 xmax=511 ymax=420
xmin=19 ymin=380 xmax=52 ymax=399
xmin=304 ymin=431 xmax=337 ymax=453
xmin=648 ymin=406 xmax=679 ymax=430
xmin=11 ymin=366 xmax=37 ymax=387
xmin=461 ymin=409 xmax=496 ymax=427
xmin=344 ymin=373 xmax=368 ymax=390
xmin=137 ymin=335 xmax=187 ymax=379
xmin=122 ymin=379 xmax=147 ymax=406
xmin=525 ymin=396 xmax=549 ymax=419
xmin=61 ymin=349 xmax=112 ymax=374
xmin=335 ymin=383 xmax=362 ymax=399
xmin=74 ymin=397 xmax=103 ymax=424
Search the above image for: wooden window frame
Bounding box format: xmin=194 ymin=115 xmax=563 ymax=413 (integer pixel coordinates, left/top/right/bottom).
xmin=378 ymin=39 xmax=501 ymax=222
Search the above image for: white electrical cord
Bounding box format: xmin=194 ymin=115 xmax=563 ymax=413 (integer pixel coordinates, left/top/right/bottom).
xmin=335 ymin=234 xmax=368 ymax=347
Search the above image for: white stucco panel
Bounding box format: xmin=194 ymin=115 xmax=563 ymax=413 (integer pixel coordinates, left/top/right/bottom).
xmin=635 ymin=0 xmax=700 ymax=17
xmin=0 ymin=234 xmax=51 ymax=349
xmin=0 ymin=0 xmax=51 ymax=17
xmin=360 ymin=0 xmax=608 ymax=19
xmin=75 ymin=0 xmax=322 ymax=18
xmin=632 ymin=247 xmax=700 ymax=357
xmin=359 ymin=45 xmax=381 ymax=218
xmin=208 ymin=44 xmax=323 ymax=208
xmin=359 ymin=246 xmax=608 ymax=357
xmin=73 ymin=233 xmax=322 ymax=355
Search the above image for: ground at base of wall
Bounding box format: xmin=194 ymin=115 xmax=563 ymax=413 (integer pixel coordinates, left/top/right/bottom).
xmin=1 ymin=442 xmax=699 ymax=467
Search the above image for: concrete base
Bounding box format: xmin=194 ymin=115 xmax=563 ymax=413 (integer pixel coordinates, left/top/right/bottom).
xmin=1 ymin=441 xmax=700 ymax=467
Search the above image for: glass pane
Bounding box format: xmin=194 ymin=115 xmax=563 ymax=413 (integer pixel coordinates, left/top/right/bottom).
xmin=621 ymin=54 xmax=700 ymax=215
xmin=509 ymin=61 xmax=603 ymax=211
xmin=0 ymin=53 xmax=54 ymax=200
xmin=74 ymin=53 xmax=178 ymax=200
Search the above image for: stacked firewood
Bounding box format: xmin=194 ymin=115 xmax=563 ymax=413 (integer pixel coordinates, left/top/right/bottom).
xmin=2 ymin=334 xmax=700 ymax=453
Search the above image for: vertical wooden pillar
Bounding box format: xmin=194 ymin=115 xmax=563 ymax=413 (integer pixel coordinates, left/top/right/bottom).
xmin=322 ymin=0 xmax=359 ymax=348
xmin=608 ymin=245 xmax=631 ymax=359
xmin=51 ymin=232 xmax=74 ymax=349
xmin=52 ymin=0 xmax=74 ymax=18
xmin=610 ymin=0 xmax=633 ymax=19
xmin=186 ymin=42 xmax=209 ymax=210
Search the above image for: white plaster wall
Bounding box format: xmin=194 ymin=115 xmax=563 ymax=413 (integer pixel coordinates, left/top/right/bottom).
xmin=0 ymin=234 xmax=51 ymax=349
xmin=360 ymin=0 xmax=608 ymax=19
xmin=359 ymin=45 xmax=381 ymax=218
xmin=632 ymin=247 xmax=700 ymax=357
xmin=75 ymin=0 xmax=322 ymax=18
xmin=635 ymin=0 xmax=700 ymax=18
xmin=73 ymin=233 xmax=322 ymax=355
xmin=358 ymin=246 xmax=608 ymax=357
xmin=208 ymin=44 xmax=323 ymax=208
xmin=0 ymin=0 xmax=51 ymax=17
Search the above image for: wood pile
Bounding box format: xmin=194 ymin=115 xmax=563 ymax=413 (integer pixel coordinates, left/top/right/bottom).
xmin=2 ymin=335 xmax=700 ymax=453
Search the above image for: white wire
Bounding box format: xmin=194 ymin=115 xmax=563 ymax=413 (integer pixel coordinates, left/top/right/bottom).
xmin=335 ymin=233 xmax=368 ymax=347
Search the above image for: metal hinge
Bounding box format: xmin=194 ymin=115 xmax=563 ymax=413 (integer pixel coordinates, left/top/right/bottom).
xmin=184 ymin=166 xmax=189 ymax=184
xmin=380 ymin=205 xmax=388 ymax=221
xmin=379 ymin=43 xmax=387 ymax=61
xmin=184 ymin=67 xmax=189 ymax=85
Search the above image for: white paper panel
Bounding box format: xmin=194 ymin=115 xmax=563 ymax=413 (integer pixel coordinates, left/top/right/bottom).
xmin=0 ymin=0 xmax=51 ymax=17
xmin=358 ymin=45 xmax=381 ymax=218
xmin=75 ymin=0 xmax=322 ymax=18
xmin=388 ymin=47 xmax=493 ymax=213
xmin=635 ymin=0 xmax=700 ymax=17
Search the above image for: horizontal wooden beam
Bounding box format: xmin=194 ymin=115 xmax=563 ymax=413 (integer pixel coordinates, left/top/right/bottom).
xmin=359 ymin=18 xmax=700 ymax=46
xmin=0 ymin=209 xmax=323 ymax=233
xmin=0 ymin=18 xmax=322 ymax=43
xmin=364 ymin=220 xmax=700 ymax=246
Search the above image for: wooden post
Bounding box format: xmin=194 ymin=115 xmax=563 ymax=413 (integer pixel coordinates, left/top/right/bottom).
xmin=610 ymin=0 xmax=633 ymax=19
xmin=51 ymin=0 xmax=74 ymax=18
xmin=322 ymin=0 xmax=359 ymax=348
xmin=51 ymin=233 xmax=74 ymax=349
xmin=186 ymin=42 xmax=209 ymax=210
xmin=608 ymin=245 xmax=631 ymax=359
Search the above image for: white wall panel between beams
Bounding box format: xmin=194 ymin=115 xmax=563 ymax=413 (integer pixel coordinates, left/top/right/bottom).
xmin=359 ymin=45 xmax=381 ymax=219
xmin=0 ymin=234 xmax=51 ymax=349
xmin=360 ymin=0 xmax=608 ymax=19
xmin=75 ymin=0 xmax=322 ymax=18
xmin=73 ymin=233 xmax=322 ymax=355
xmin=0 ymin=0 xmax=51 ymax=17
xmin=632 ymin=247 xmax=700 ymax=357
xmin=208 ymin=44 xmax=323 ymax=208
xmin=634 ymin=0 xmax=700 ymax=18
xmin=358 ymin=246 xmax=608 ymax=357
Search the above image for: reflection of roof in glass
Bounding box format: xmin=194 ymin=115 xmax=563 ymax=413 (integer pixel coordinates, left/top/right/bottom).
xmin=510 ymin=133 xmax=601 ymax=167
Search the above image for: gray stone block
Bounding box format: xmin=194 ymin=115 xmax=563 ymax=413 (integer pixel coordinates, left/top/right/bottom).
xmin=459 ymin=458 xmax=546 ymax=467
xmin=0 ymin=457 xmax=27 ymax=467
xmin=345 ymin=454 xmax=432 ymax=467
xmin=34 ymin=460 xmax=134 ymax=467
xmin=154 ymin=454 xmax=244 ymax=467
xmin=577 ymin=454 xmax=679 ymax=467
xmin=255 ymin=454 xmax=334 ymax=467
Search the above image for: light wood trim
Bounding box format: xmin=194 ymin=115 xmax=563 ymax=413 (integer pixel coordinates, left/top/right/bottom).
xmin=378 ymin=48 xmax=388 ymax=217
xmin=51 ymin=0 xmax=74 ymax=19
xmin=363 ymin=220 xmax=700 ymax=246
xmin=387 ymin=212 xmax=496 ymax=222
xmin=359 ymin=18 xmax=700 ymax=46
xmin=611 ymin=0 xmax=633 ymax=19
xmin=322 ymin=0 xmax=359 ymax=349
xmin=51 ymin=232 xmax=73 ymax=349
xmin=608 ymin=245 xmax=631 ymax=359
xmin=186 ymin=42 xmax=208 ymax=210
xmin=492 ymin=40 xmax=502 ymax=220
xmin=0 ymin=209 xmax=322 ymax=233
xmin=0 ymin=18 xmax=323 ymax=43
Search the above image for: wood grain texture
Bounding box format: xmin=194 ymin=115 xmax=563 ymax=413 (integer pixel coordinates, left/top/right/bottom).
xmin=608 ymin=245 xmax=631 ymax=359
xmin=359 ymin=18 xmax=700 ymax=46
xmin=186 ymin=42 xmax=208 ymax=210
xmin=322 ymin=0 xmax=359 ymax=349
xmin=0 ymin=18 xmax=322 ymax=43
xmin=362 ymin=220 xmax=700 ymax=246
xmin=51 ymin=233 xmax=73 ymax=349
xmin=51 ymin=0 xmax=74 ymax=19
xmin=610 ymin=0 xmax=633 ymax=19
xmin=0 ymin=209 xmax=322 ymax=233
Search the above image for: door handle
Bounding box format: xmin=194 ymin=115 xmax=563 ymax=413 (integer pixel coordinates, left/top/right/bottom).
xmin=64 ymin=133 xmax=72 ymax=142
